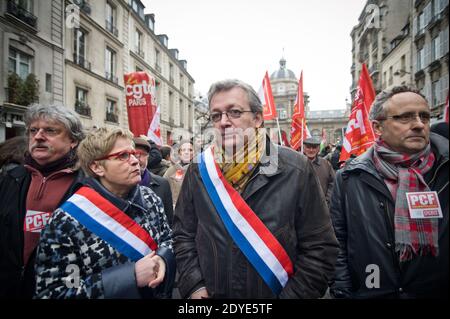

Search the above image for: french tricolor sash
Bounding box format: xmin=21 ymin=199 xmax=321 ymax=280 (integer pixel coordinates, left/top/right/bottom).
xmin=60 ymin=186 xmax=158 ymax=262
xmin=198 ymin=147 xmax=294 ymax=295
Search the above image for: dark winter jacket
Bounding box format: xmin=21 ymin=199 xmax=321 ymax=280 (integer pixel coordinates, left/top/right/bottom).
xmin=173 ymin=142 xmax=339 ymax=298
xmin=311 ymin=156 xmax=335 ymax=207
xmin=141 ymin=169 xmax=174 ymax=225
xmin=0 ymin=165 xmax=83 ymax=298
xmin=33 ymin=177 xmax=175 ymax=299
xmin=330 ymin=133 xmax=449 ymax=299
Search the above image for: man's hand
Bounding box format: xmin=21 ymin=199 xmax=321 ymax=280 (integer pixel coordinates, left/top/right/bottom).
xmin=135 ymin=251 xmax=166 ymax=288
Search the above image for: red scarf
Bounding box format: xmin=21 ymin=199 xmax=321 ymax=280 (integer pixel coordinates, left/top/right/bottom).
xmin=373 ymin=140 xmax=438 ymax=262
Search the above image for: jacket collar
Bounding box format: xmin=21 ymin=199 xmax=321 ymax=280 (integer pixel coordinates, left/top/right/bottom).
xmin=82 ymin=177 xmax=147 ymax=213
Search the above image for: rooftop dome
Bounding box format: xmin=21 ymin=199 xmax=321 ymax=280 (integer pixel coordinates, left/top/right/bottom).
xmin=270 ymin=57 xmax=296 ymax=80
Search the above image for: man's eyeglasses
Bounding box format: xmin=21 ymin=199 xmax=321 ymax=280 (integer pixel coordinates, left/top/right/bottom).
xmin=377 ymin=112 xmax=431 ymax=124
xmin=209 ymin=109 xmax=254 ymax=122
xmin=28 ymin=127 xmax=62 ymax=137
xmin=95 ymin=150 xmax=144 ymax=162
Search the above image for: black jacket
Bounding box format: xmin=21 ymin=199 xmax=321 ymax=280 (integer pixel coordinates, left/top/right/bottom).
xmin=144 ymin=169 xmax=174 ymax=226
xmin=330 ymin=133 xmax=449 ymax=299
xmin=0 ymin=165 xmax=84 ymax=298
xmin=173 ymin=143 xmax=339 ymax=298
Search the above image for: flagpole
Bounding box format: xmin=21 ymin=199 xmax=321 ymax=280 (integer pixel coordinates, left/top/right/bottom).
xmin=275 ymin=117 xmax=283 ymax=145
xmin=300 ymin=120 xmax=303 ymax=153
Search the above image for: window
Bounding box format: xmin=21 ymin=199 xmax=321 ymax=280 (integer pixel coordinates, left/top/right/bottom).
xmin=75 ymin=87 xmax=90 ymax=116
xmin=169 ymin=91 xmax=174 ymax=122
xmin=432 ymin=80 xmax=440 ymax=107
xmin=155 ymin=48 xmax=161 ymax=71
xmin=106 ymin=2 xmax=117 ymax=36
xmin=74 ymin=28 xmax=88 ymax=68
xmin=8 ymin=47 xmax=31 ymax=79
xmin=180 ymin=99 xmax=184 ymax=126
xmin=106 ymin=99 xmax=118 ymax=123
xmin=432 ymin=35 xmax=441 ymax=61
xmin=388 ymin=66 xmax=393 ymax=85
xmin=45 ymin=73 xmax=52 ymax=93
xmin=105 ymin=47 xmax=116 ymax=83
xmin=180 ymin=73 xmax=184 ymax=91
xmin=401 ymin=55 xmax=406 ymax=71
xmin=7 ymin=0 xmax=37 ymax=27
xmin=417 ymin=47 xmax=426 ymax=70
xmin=169 ymin=63 xmax=174 ymax=83
xmin=135 ymin=29 xmax=143 ymax=56
xmin=15 ymin=0 xmax=33 ymax=11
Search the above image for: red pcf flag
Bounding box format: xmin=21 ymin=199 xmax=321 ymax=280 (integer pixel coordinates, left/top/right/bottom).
xmin=258 ymin=71 xmax=277 ymax=120
xmin=339 ymin=64 xmax=376 ymax=162
xmin=290 ymin=71 xmax=311 ymax=150
xmin=124 ymin=71 xmax=157 ymax=137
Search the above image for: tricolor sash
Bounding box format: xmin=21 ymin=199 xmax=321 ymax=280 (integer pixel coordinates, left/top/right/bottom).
xmin=198 ymin=147 xmax=294 ymax=295
xmin=61 ymin=186 xmax=158 ymax=262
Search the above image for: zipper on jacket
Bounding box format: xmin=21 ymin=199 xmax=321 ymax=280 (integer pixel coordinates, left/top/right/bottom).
xmin=428 ymin=158 xmax=448 ymax=191
xmin=380 ymin=198 xmax=403 ymax=288
xmin=36 ymin=176 xmax=47 ymax=200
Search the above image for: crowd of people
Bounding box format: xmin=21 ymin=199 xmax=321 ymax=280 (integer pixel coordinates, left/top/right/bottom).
xmin=0 ymin=81 xmax=447 ymax=299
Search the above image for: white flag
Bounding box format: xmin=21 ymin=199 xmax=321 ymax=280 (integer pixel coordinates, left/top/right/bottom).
xmin=147 ymin=106 xmax=162 ymax=146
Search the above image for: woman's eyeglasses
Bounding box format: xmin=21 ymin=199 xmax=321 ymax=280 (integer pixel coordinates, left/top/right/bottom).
xmin=95 ymin=150 xmax=145 ymax=162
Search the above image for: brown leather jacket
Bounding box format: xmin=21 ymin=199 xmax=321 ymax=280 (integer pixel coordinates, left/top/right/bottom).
xmin=173 ymin=143 xmax=339 ymax=298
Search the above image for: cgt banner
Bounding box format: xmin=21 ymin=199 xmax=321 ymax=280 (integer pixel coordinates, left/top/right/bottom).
xmin=124 ymin=71 xmax=157 ymax=137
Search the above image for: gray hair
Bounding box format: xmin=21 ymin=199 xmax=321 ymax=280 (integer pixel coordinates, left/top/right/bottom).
xmin=369 ymin=85 xmax=427 ymax=121
xmin=207 ymin=79 xmax=263 ymax=114
xmin=24 ymin=104 xmax=85 ymax=142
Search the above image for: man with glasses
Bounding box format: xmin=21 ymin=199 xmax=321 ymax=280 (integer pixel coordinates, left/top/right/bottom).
xmin=330 ymin=86 xmax=449 ymax=298
xmin=173 ymin=79 xmax=338 ymax=299
xmin=0 ymin=104 xmax=85 ymax=298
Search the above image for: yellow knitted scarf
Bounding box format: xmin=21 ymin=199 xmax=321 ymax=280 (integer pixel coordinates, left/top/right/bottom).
xmin=214 ymin=130 xmax=265 ymax=193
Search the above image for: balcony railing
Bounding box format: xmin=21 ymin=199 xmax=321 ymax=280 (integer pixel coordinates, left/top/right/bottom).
xmin=6 ymin=0 xmax=37 ymax=28
xmin=73 ymin=54 xmax=91 ymax=70
xmin=105 ymin=72 xmax=118 ymax=84
xmin=105 ymin=20 xmax=118 ymax=37
xmin=106 ymin=112 xmax=118 ymax=123
xmin=135 ymin=48 xmax=145 ymax=59
xmin=75 ymin=101 xmax=91 ymax=117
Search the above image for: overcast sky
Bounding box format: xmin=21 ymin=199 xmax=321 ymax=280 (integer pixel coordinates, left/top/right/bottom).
xmin=142 ymin=0 xmax=367 ymax=110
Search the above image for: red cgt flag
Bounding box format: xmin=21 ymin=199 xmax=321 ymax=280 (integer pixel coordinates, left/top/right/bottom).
xmin=258 ymin=71 xmax=277 ymax=121
xmin=339 ymin=64 xmax=376 ymax=163
xmin=124 ymin=71 xmax=157 ymax=137
xmin=290 ymin=71 xmax=311 ymax=151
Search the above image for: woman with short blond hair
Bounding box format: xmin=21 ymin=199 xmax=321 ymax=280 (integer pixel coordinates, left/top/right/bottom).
xmin=34 ymin=127 xmax=175 ymax=299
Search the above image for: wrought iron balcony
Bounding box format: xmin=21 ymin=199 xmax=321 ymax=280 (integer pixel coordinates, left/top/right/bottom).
xmin=73 ymin=54 xmax=91 ymax=70
xmin=106 ymin=112 xmax=118 ymax=123
xmin=75 ymin=101 xmax=91 ymax=117
xmin=6 ymin=0 xmax=37 ymax=28
xmin=105 ymin=72 xmax=118 ymax=84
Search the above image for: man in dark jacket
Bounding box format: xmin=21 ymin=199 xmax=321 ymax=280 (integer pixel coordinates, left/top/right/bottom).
xmin=330 ymin=86 xmax=448 ymax=299
xmin=134 ymin=137 xmax=174 ymax=225
xmin=303 ymin=137 xmax=335 ymax=207
xmin=0 ymin=104 xmax=85 ymax=298
xmin=173 ymin=79 xmax=338 ymax=299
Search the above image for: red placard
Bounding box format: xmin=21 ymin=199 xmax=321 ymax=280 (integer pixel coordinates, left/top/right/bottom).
xmin=124 ymin=72 xmax=157 ymax=137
